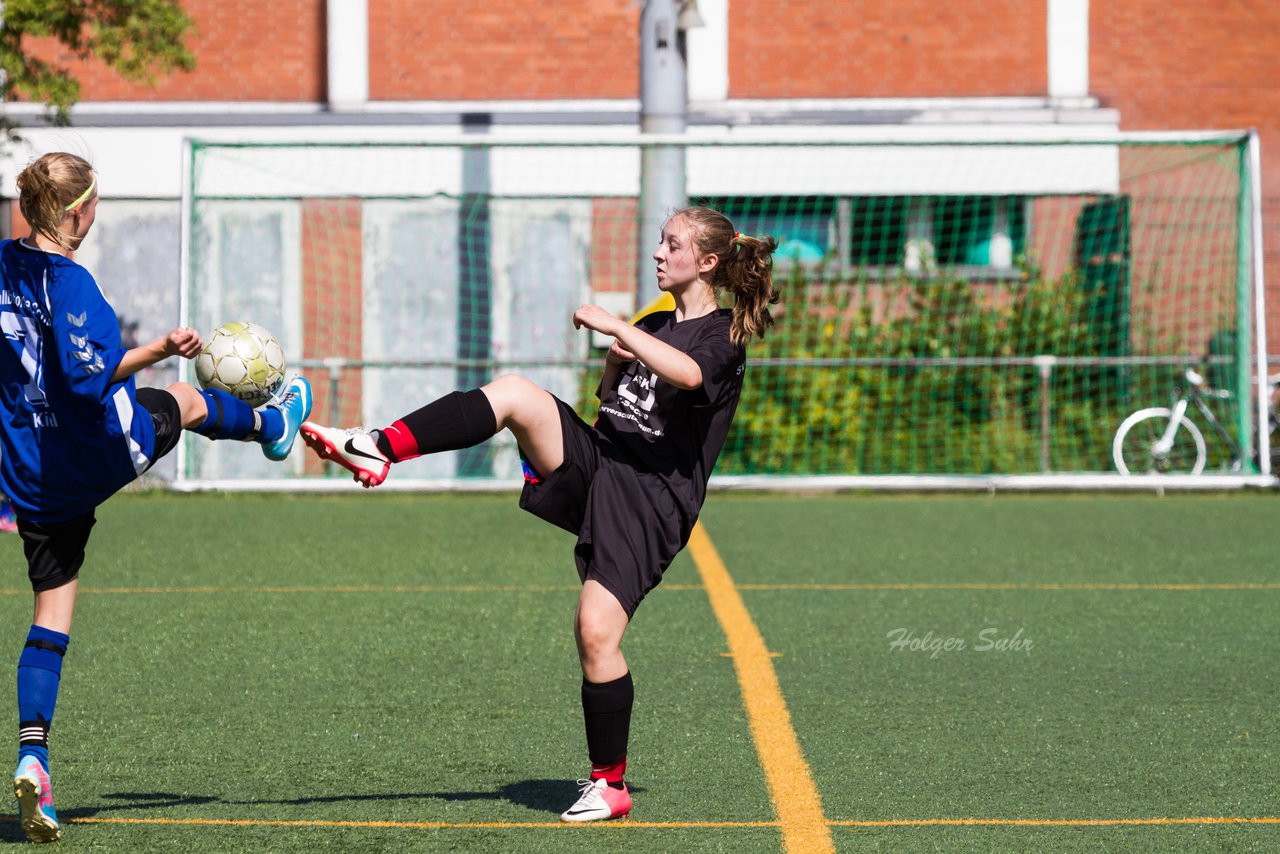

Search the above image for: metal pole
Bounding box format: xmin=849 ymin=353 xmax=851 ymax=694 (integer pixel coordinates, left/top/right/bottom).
xmin=638 ymin=0 xmax=689 ymax=311
xmin=457 ymin=112 xmax=492 ymax=477
xmin=1236 ymin=133 xmax=1258 ymax=470
xmin=1033 ymin=355 xmax=1056 ymax=473
xmin=176 ymin=138 xmax=194 ymax=482
xmin=1248 ymin=129 xmax=1271 ymax=476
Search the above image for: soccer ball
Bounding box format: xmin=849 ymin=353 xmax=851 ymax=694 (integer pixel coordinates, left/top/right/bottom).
xmin=194 ymin=321 xmax=286 ymax=407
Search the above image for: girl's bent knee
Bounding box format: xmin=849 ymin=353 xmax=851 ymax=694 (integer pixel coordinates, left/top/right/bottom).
xmin=167 ymin=382 xmax=208 ymax=428
xmin=576 ymin=620 xmax=622 ymax=658
xmin=483 ymin=375 xmax=549 ymax=426
xmin=486 ymin=374 xmax=536 ymax=401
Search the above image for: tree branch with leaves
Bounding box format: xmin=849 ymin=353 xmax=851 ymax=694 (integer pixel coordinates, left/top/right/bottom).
xmin=0 ymin=0 xmax=196 ymax=124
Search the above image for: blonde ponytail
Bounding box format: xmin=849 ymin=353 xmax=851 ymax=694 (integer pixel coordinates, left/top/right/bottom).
xmin=16 ymin=153 xmax=95 ymax=251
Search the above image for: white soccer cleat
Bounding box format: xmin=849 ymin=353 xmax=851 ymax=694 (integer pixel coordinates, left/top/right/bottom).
xmin=300 ymin=422 xmax=390 ymax=487
xmin=559 ymin=777 xmax=632 ymax=823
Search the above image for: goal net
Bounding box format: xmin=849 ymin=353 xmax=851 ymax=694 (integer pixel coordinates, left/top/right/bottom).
xmin=178 ymin=133 xmax=1267 ymax=489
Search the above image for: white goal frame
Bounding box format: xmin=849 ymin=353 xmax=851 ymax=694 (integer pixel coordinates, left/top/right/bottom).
xmin=176 ymin=129 xmax=1271 ymax=493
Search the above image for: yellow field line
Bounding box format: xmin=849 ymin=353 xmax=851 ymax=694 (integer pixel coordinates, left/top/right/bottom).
xmin=830 ymin=816 xmax=1280 ymax=827
xmin=0 ymin=584 xmax=587 ymax=596
xmin=66 ymin=817 xmax=777 ymax=830
xmin=687 ymin=522 xmax=834 ymax=854
xmin=0 ymin=578 xmax=1269 ymax=599
xmin=737 ymin=582 xmax=1280 ymax=592
xmin=0 ymin=584 xmax=711 ymax=596
xmin=0 ymin=581 xmax=1269 ymax=596
xmin=51 ymin=814 xmax=1280 ymax=832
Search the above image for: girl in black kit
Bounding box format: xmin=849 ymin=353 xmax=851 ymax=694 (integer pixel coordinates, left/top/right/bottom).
xmin=301 ymin=206 xmax=778 ymax=821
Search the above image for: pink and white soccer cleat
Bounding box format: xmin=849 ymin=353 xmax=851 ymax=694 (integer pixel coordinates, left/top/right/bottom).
xmin=559 ymin=777 xmax=632 ymax=822
xmin=300 ymin=422 xmax=391 ymax=488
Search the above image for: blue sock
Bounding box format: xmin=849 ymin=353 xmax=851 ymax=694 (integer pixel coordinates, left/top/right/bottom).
xmin=257 ymin=405 xmax=284 ymax=443
xmin=195 ymin=388 xmax=262 ymax=441
xmin=17 ymin=625 xmax=69 ymax=772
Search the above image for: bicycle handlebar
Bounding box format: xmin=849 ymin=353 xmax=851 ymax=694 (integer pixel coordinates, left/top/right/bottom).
xmin=1182 ymin=366 xmax=1279 ymax=399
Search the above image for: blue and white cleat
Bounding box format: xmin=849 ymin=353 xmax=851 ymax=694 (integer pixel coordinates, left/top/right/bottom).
xmin=14 ymin=755 xmax=60 ymax=843
xmin=261 ymin=374 xmax=313 ymax=461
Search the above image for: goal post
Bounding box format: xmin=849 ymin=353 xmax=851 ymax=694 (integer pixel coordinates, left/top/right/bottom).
xmin=177 ymin=132 xmax=1270 ymax=490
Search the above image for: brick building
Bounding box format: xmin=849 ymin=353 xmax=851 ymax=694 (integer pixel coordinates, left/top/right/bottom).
xmin=1 ymin=0 xmax=1275 ymax=479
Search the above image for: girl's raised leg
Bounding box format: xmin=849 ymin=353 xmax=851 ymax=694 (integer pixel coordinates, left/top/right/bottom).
xmin=300 ymin=374 xmax=564 ymax=486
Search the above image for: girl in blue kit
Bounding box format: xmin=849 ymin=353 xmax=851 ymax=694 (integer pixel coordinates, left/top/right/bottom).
xmin=0 ymin=152 xmax=312 ymax=842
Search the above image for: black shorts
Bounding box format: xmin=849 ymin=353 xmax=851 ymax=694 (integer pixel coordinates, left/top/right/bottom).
xmin=518 ymin=397 xmax=684 ymax=618
xmin=15 ymin=388 xmax=180 ymax=593
xmin=135 ymin=387 xmax=183 ymax=466
xmin=18 ymin=511 xmax=96 ymax=592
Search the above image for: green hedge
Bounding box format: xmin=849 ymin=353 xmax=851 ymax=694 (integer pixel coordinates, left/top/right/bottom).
xmin=718 ymin=264 xmax=1173 ymax=475
xmin=574 ymin=264 xmax=1245 ymax=476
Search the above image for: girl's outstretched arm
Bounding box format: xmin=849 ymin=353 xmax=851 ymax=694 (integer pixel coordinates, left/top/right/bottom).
xmin=110 ymin=327 xmax=202 ymax=382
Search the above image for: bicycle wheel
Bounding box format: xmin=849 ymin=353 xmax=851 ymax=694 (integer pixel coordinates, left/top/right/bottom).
xmin=1113 ymin=407 xmax=1207 ymax=475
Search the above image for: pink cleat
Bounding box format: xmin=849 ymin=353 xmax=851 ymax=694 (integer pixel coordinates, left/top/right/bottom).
xmin=560 ymin=777 xmax=632 ymax=822
xmin=300 ymin=422 xmax=390 ymax=488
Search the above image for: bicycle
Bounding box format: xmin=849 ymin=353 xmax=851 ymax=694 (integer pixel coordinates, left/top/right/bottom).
xmin=1112 ymin=367 xmax=1279 ymax=476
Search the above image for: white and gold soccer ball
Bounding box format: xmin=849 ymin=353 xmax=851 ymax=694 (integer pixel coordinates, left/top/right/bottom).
xmin=194 ymin=321 xmax=286 ymax=407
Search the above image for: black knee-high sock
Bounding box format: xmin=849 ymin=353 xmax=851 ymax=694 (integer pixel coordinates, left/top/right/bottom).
xmin=582 ymin=672 xmax=633 ymax=785
xmin=375 ymin=389 xmax=497 ymax=461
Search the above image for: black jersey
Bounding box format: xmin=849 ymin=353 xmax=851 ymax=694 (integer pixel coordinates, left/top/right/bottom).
xmin=595 ymin=308 xmax=745 ymax=530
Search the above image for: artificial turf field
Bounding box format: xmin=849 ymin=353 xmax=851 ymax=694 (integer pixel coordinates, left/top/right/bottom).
xmin=0 ymin=490 xmax=1277 ymax=852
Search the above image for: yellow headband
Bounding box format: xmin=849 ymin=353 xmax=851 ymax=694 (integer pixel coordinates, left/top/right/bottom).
xmin=64 ymin=174 xmax=96 ymax=212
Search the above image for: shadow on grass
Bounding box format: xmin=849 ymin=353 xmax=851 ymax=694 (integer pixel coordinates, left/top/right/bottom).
xmin=61 ymin=791 xmax=220 ymax=819
xmin=0 ymin=779 xmax=649 ymax=834
xmin=228 ymin=779 xmax=646 ymax=816
xmin=0 ymin=794 xmax=221 ymax=846
xmin=0 ymin=820 xmax=28 ymax=844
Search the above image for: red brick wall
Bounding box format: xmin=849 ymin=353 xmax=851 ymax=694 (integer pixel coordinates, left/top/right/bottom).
xmin=369 ymin=1 xmax=638 ymax=100
xmin=728 ymin=0 xmax=1048 ymax=98
xmin=300 ymin=199 xmax=363 ymax=472
xmin=13 ymin=1 xmax=1280 ymax=356
xmin=11 ymin=0 xmax=1273 ymax=134
xmin=18 ymin=0 xmax=325 ymax=102
xmin=1092 ymin=0 xmax=1280 ymax=195
xmin=7 ymin=203 xmax=28 ymax=240
xmin=1267 ymin=198 xmax=1280 ymax=357
xmin=590 ymin=199 xmax=639 ymax=294
xmin=1091 ymin=0 xmax=1280 ymax=350
xmin=1121 ymin=153 xmax=1243 ymax=357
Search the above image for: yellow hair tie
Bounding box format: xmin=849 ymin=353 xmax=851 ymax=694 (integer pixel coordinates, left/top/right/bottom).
xmin=64 ymin=174 xmax=96 ymax=212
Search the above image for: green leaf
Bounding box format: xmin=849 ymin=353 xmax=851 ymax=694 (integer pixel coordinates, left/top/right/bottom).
xmin=0 ymin=0 xmax=195 ymax=126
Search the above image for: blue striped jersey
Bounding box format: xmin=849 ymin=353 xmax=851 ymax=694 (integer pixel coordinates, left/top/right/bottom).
xmin=0 ymin=239 xmax=155 ymax=522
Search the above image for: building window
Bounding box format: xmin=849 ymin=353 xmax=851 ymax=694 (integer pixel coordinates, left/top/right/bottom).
xmin=702 ymin=195 xmax=1027 ymax=273
xmin=930 ymin=196 xmax=1025 ymax=268
xmin=848 ymin=197 xmax=910 ymax=266
xmin=703 ymin=196 xmax=836 ymax=264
